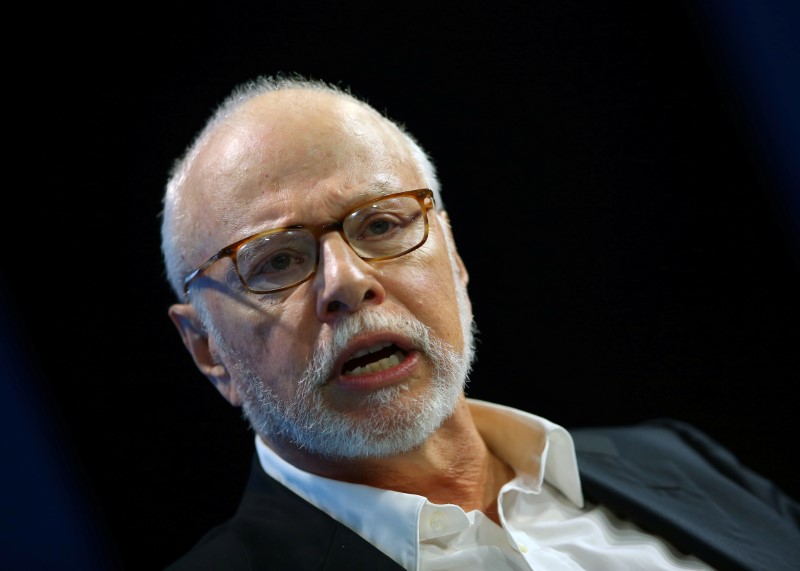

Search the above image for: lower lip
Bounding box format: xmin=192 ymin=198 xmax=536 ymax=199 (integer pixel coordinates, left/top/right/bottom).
xmin=334 ymin=351 xmax=420 ymax=392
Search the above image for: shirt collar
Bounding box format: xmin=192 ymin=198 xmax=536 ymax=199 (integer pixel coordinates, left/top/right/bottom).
xmin=467 ymin=399 xmax=584 ymax=507
xmin=254 ymin=398 xmax=584 ymax=569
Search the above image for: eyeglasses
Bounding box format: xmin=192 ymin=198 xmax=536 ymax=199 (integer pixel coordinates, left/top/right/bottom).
xmin=183 ymin=188 xmax=435 ymax=296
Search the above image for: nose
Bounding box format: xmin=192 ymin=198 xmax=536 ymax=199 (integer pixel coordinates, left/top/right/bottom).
xmin=313 ymin=233 xmax=385 ymax=321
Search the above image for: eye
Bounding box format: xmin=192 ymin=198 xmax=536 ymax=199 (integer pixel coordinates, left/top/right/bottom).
xmin=357 ymin=213 xmax=407 ymax=240
xmin=367 ymin=219 xmax=391 ymax=236
xmin=266 ymin=252 xmax=297 ymax=272
xmin=245 ymin=248 xmax=310 ymax=278
xmin=343 ymin=195 xmax=426 ymax=258
xmin=236 ymin=229 xmax=316 ymax=291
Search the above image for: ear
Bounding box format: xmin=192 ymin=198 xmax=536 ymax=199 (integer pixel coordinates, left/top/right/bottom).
xmin=437 ymin=210 xmax=470 ymax=288
xmin=168 ymin=303 xmax=243 ymax=406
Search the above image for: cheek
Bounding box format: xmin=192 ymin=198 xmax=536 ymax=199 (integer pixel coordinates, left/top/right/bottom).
xmin=395 ymin=257 xmax=465 ymax=341
xmin=208 ymin=296 xmax=313 ymax=394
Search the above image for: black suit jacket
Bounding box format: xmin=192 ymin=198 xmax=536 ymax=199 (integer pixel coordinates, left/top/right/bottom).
xmin=166 ymin=419 xmax=800 ymax=570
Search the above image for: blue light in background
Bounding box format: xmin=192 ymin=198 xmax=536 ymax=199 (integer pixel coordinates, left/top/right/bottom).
xmin=0 ymin=281 xmax=118 ymax=570
xmin=691 ymin=0 xmax=800 ymax=262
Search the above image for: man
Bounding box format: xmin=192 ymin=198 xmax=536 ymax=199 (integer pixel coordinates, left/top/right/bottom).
xmin=160 ymin=74 xmax=799 ymax=570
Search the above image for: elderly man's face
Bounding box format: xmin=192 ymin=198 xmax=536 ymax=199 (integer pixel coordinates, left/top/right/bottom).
xmin=181 ymin=90 xmax=473 ymax=458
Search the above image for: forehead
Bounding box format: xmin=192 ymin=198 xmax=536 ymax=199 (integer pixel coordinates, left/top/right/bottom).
xmin=182 ymin=90 xmax=425 ymax=256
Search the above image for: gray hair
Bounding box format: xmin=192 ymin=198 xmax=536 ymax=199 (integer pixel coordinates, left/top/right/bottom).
xmin=159 ymin=73 xmax=442 ymax=301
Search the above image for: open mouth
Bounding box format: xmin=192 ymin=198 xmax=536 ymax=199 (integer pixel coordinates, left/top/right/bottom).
xmin=342 ymin=342 xmax=408 ymax=376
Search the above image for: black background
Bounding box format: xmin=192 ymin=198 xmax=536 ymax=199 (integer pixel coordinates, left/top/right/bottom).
xmin=7 ymin=1 xmax=799 ymax=569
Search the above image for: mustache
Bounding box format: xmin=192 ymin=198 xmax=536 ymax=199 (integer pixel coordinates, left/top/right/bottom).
xmin=300 ymin=310 xmax=433 ymax=388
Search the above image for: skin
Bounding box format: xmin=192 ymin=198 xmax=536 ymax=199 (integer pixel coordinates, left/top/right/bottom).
xmin=168 ymin=89 xmax=514 ymax=523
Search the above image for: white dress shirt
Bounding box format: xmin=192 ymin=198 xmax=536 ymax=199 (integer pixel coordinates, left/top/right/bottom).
xmin=255 ymin=399 xmax=715 ymax=570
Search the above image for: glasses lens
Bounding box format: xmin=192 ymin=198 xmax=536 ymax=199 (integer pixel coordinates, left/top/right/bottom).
xmin=237 ymin=229 xmax=317 ymax=292
xmin=343 ymin=195 xmax=426 ymax=258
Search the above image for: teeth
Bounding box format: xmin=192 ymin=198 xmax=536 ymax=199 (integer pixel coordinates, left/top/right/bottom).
xmin=348 ymin=351 xmax=403 ymax=375
xmin=351 ymin=342 xmax=392 ymax=359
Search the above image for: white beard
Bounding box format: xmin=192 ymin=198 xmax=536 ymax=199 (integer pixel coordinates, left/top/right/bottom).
xmin=213 ymin=281 xmax=476 ymax=460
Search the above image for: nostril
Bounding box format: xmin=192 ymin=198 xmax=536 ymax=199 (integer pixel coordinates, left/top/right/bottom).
xmin=323 ymin=291 xmax=377 ymax=315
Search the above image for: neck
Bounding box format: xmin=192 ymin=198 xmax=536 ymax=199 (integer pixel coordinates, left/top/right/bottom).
xmin=265 ymin=398 xmax=515 ymax=524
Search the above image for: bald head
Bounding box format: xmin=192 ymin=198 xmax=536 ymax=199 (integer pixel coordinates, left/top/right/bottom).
xmin=160 ymin=75 xmax=441 ymax=300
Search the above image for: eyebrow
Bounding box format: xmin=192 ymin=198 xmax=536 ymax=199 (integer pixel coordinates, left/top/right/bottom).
xmin=343 ymin=182 xmax=403 ymax=205
xmin=234 ymin=182 xmax=408 ymax=243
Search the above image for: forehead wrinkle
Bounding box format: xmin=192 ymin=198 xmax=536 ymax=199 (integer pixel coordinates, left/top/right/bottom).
xmin=224 ymin=187 xmax=297 ymax=242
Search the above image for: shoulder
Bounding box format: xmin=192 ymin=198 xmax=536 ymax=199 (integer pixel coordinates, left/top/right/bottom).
xmin=164 ymin=458 xmax=403 ymax=570
xmin=164 ymin=470 xmax=334 ymax=570
xmin=571 ymin=418 xmax=800 ymax=524
xmin=572 ymin=417 xmax=763 ymax=477
xmin=571 ymin=419 xmax=800 ymax=570
xmin=571 ymin=418 xmax=764 ymax=485
xmin=165 ymin=527 xmax=252 ymax=571
xmin=571 ymin=418 xmax=721 ymax=459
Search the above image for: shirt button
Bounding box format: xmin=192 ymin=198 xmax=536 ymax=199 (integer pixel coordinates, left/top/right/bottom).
xmin=518 ymin=543 xmax=528 ymax=553
xmin=430 ymin=514 xmax=446 ymax=532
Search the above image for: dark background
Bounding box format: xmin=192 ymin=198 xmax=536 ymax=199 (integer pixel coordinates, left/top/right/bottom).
xmin=4 ymin=1 xmax=799 ymax=569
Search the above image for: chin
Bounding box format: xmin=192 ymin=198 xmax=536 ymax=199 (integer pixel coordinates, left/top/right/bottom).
xmin=245 ymin=373 xmax=463 ymax=460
